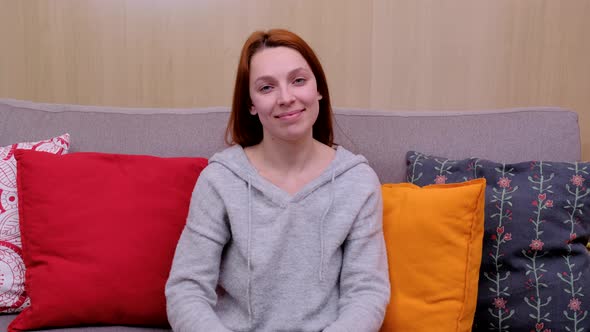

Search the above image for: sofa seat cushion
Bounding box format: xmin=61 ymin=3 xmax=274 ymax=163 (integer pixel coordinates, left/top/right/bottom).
xmin=0 ymin=314 xmax=171 ymax=332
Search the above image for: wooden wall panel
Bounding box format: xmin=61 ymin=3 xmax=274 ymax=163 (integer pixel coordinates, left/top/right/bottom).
xmin=371 ymin=0 xmax=590 ymax=155
xmin=0 ymin=0 xmax=372 ymax=108
xmin=371 ymin=0 xmax=511 ymax=109
xmin=1 ymin=0 xmax=589 ymax=157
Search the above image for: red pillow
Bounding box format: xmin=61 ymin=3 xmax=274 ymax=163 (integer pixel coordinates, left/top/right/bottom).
xmin=10 ymin=150 xmax=207 ymax=331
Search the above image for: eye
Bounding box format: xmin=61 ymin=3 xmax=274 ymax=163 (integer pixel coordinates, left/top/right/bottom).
xmin=259 ymin=85 xmax=273 ymax=93
xmin=293 ymin=78 xmax=306 ymax=85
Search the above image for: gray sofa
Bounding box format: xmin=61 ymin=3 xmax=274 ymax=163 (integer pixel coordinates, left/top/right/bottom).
xmin=0 ymin=98 xmax=581 ymax=331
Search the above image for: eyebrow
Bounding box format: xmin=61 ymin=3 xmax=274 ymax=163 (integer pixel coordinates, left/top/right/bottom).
xmin=253 ymin=67 xmax=311 ymax=84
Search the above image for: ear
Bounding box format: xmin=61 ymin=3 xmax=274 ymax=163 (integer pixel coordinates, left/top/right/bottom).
xmin=249 ymin=104 xmax=257 ymax=115
xmin=318 ymin=94 xmax=323 ymax=101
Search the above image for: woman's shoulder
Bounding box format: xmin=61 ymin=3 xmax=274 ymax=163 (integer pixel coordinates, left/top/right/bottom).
xmin=198 ymin=145 xmax=250 ymax=184
xmin=333 ymin=146 xmax=381 ymax=187
xmin=209 ymin=145 xmax=244 ymax=162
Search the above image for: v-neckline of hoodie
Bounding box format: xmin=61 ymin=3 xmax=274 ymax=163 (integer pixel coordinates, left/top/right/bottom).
xmin=237 ymin=145 xmax=341 ymax=204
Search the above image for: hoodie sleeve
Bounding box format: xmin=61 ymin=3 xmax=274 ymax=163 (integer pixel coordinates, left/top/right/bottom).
xmin=323 ymin=170 xmax=390 ymax=332
xmin=165 ymin=167 xmax=233 ymax=332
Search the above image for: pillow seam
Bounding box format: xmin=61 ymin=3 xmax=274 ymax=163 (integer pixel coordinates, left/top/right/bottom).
xmin=13 ymin=151 xmax=31 ymax=331
xmin=455 ymin=181 xmax=485 ymax=331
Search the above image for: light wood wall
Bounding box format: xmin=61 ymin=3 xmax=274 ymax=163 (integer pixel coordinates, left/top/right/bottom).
xmin=1 ymin=0 xmax=589 ymax=157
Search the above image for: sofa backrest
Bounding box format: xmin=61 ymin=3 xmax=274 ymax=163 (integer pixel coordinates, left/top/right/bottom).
xmin=0 ymin=98 xmax=581 ymax=183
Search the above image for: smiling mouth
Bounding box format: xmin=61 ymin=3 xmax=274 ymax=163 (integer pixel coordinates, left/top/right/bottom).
xmin=276 ymin=109 xmax=305 ymax=118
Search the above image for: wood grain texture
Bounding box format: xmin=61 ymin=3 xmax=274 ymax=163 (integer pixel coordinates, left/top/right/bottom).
xmin=1 ymin=0 xmax=589 ymax=157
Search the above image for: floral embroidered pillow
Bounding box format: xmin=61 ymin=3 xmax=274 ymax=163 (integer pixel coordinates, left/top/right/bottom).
xmin=406 ymin=151 xmax=590 ymax=332
xmin=0 ymin=134 xmax=70 ymax=313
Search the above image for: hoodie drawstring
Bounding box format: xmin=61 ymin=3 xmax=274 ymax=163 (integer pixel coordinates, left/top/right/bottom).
xmin=247 ymin=175 xmax=253 ymax=326
xmin=319 ymin=171 xmax=336 ymax=282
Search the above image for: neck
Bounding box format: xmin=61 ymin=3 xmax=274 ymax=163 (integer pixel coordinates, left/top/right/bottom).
xmin=257 ymin=136 xmax=318 ymax=174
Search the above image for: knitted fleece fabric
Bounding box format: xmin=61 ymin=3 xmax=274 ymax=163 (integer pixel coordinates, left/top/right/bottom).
xmin=166 ymin=145 xmax=390 ymax=332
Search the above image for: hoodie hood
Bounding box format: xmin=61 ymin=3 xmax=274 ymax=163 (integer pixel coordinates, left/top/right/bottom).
xmin=209 ymin=144 xmax=368 ymax=205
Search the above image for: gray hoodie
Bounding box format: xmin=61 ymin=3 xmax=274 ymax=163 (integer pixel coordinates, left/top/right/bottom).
xmin=166 ymin=145 xmax=390 ymax=332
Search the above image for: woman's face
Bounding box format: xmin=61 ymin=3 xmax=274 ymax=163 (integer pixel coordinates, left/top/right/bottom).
xmin=248 ymin=46 xmax=322 ymax=145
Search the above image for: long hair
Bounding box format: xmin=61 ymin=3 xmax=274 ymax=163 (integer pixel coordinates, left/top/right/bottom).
xmin=225 ymin=29 xmax=334 ymax=147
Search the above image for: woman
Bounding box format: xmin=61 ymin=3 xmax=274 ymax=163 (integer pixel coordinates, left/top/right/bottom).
xmin=166 ymin=29 xmax=390 ymax=332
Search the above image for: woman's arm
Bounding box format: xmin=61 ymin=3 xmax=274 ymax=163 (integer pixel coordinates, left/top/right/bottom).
xmin=323 ymin=173 xmax=390 ymax=332
xmin=165 ymin=169 xmax=233 ymax=332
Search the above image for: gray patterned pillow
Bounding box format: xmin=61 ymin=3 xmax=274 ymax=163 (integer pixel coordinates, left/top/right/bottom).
xmin=406 ymin=151 xmax=590 ymax=332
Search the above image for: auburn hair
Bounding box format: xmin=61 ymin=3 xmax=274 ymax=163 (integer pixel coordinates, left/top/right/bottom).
xmin=225 ymin=29 xmax=334 ymax=147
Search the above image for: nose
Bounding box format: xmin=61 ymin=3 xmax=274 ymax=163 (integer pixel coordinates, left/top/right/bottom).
xmin=277 ymin=86 xmax=295 ymax=106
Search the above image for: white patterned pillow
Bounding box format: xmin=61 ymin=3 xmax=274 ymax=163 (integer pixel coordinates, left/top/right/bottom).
xmin=0 ymin=134 xmax=70 ymax=313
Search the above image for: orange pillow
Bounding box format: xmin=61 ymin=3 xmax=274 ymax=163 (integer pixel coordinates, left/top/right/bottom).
xmin=380 ymin=178 xmax=486 ymax=332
